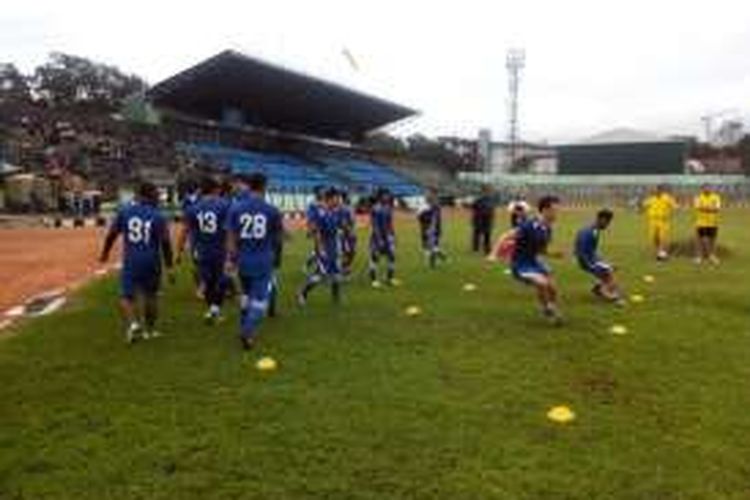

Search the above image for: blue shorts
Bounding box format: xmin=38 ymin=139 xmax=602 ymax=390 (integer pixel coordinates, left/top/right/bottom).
xmin=511 ymin=260 xmax=550 ymax=285
xmin=315 ymin=250 xmax=341 ymax=277
xmin=121 ymin=265 xmax=161 ymax=299
xmin=370 ymin=236 xmax=395 ymax=260
xmin=341 ymin=234 xmax=357 ymax=255
xmin=197 ymin=256 xmax=225 ymax=284
xmin=578 ymin=259 xmax=612 ymax=279
xmin=239 ymin=273 xmax=274 ymax=313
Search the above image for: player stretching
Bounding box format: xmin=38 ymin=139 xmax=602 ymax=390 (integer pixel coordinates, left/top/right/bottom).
xmin=643 ymin=185 xmax=678 ymax=261
xmin=298 ymin=188 xmax=343 ymax=304
xmin=225 ymin=173 xmax=283 ymax=351
xmin=418 ymin=188 xmax=446 ymax=268
xmin=693 ymin=184 xmax=721 ymax=264
xmin=177 ymin=176 xmax=230 ymax=324
xmin=575 ymin=209 xmax=624 ymax=305
xmin=369 ymin=189 xmax=397 ymax=287
xmin=497 ymin=196 xmax=563 ymax=325
xmin=100 ymin=182 xmax=174 ymax=343
xmin=338 ymin=191 xmax=357 ymax=277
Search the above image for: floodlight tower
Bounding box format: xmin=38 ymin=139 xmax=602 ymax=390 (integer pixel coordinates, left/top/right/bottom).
xmin=506 ymin=48 xmax=525 ymax=171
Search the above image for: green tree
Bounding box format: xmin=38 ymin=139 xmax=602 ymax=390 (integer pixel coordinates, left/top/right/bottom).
xmin=31 ymin=52 xmax=147 ymax=109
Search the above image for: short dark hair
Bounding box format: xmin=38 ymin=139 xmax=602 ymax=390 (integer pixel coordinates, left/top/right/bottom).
xmin=200 ymin=176 xmax=219 ymax=195
xmin=137 ymin=181 xmax=159 ymax=204
xmin=324 ymin=187 xmax=338 ymax=200
xmin=597 ymin=208 xmax=614 ymax=221
xmin=247 ymin=173 xmax=267 ymax=192
xmin=537 ymin=195 xmax=560 ymax=212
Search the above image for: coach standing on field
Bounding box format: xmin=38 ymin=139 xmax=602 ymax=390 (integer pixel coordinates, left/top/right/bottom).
xmin=471 ymin=184 xmax=496 ymax=254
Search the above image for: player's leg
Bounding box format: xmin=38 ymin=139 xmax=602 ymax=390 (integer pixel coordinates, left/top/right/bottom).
xmin=119 ymin=269 xmax=142 ymax=343
xmin=368 ymin=242 xmax=381 ymax=284
xmin=238 ymin=273 xmax=273 ymax=350
xmin=471 ymin=223 xmax=480 ymax=252
xmin=141 ymin=269 xmax=162 ymax=338
xmin=202 ymin=260 xmax=224 ymax=323
xmin=268 ymin=274 xmax=278 ymax=318
xmin=658 ymin=223 xmax=670 ymax=259
xmin=707 ymin=228 xmax=719 ymax=263
xmin=386 ymin=243 xmax=396 ymax=284
xmin=298 ymin=255 xmax=323 ymax=305
xmin=482 ymin=226 xmax=492 ymax=255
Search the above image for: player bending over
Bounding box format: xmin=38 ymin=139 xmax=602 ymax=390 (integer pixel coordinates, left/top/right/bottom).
xmin=418 ymin=188 xmax=447 ymax=268
xmin=298 ymin=188 xmax=343 ymax=305
xmin=369 ymin=189 xmax=397 ymax=287
xmin=497 ymin=195 xmax=563 ymax=325
xmin=225 ymin=173 xmax=283 ymax=351
xmin=575 ymin=209 xmax=624 ymax=305
xmin=177 ymin=176 xmax=231 ymax=324
xmin=100 ymin=182 xmax=174 ymax=343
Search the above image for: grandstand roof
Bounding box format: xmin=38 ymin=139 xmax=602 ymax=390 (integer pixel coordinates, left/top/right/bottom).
xmin=578 ymin=127 xmax=674 ymax=144
xmin=147 ymin=50 xmax=416 ymax=141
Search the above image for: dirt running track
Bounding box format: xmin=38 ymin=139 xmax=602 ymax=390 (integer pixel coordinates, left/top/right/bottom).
xmin=0 ymin=228 xmax=110 ymax=313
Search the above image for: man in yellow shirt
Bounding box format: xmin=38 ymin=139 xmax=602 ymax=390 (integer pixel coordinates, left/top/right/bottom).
xmin=643 ymin=185 xmax=678 ymax=260
xmin=693 ymin=184 xmax=721 ymax=264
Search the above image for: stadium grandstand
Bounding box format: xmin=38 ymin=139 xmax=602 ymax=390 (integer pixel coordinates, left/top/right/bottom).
xmin=147 ymin=50 xmax=424 ymax=210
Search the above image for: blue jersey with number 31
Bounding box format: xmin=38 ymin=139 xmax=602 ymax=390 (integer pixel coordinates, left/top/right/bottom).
xmin=226 ymin=193 xmax=282 ymax=277
xmin=113 ymin=201 xmax=168 ymax=270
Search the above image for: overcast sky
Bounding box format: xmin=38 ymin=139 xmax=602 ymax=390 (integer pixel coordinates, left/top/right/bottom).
xmin=3 ymin=0 xmax=750 ymax=142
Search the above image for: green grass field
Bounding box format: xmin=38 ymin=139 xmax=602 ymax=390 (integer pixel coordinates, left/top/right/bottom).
xmin=3 ymin=208 xmax=750 ymax=499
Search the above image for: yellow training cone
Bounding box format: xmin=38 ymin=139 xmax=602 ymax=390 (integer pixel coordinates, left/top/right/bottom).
xmin=463 ymin=283 xmax=478 ymax=292
xmin=405 ymin=305 xmax=422 ymax=317
xmin=547 ymin=405 xmax=576 ymax=424
xmin=610 ymin=324 xmax=628 ymax=335
xmin=643 ymin=275 xmax=655 ymax=283
xmin=630 ymin=294 xmax=645 ymax=303
xmin=256 ymin=357 xmax=278 ymax=372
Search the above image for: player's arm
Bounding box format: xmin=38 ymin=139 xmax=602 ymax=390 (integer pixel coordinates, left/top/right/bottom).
xmin=175 ymin=217 xmax=190 ymax=264
xmin=225 ymin=212 xmax=238 ymax=273
xmin=99 ymin=213 xmax=122 ymax=263
xmin=272 ymin=211 xmax=284 ymax=269
xmin=159 ymin=219 xmax=174 ymax=270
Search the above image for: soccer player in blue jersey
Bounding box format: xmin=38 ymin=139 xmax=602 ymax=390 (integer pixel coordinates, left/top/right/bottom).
xmin=225 ymin=173 xmax=283 ymax=351
xmin=176 ymin=176 xmax=231 ymax=324
xmin=369 ymin=188 xmax=397 ymax=287
xmin=338 ymin=190 xmax=357 ymax=277
xmin=304 ymin=186 xmax=326 ymax=274
xmin=100 ymin=182 xmax=174 ymax=343
xmin=180 ymin=179 xmax=203 ymax=298
xmin=575 ymin=209 xmax=624 ymax=305
xmin=418 ymin=188 xmax=446 ymax=268
xmin=298 ymin=188 xmax=343 ymax=305
xmin=496 ymin=195 xmax=563 ymax=325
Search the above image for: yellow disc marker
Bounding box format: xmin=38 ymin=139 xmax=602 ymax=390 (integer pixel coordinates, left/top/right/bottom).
xmin=547 ymin=405 xmax=576 ymax=424
xmin=463 ymin=283 xmax=478 ymax=292
xmin=256 ymin=357 xmax=278 ymax=372
xmin=630 ymin=294 xmax=645 ymax=304
xmin=643 ymin=275 xmax=655 ymax=283
xmin=610 ymin=324 xmax=628 ymax=335
xmin=405 ymin=305 xmax=422 ymax=317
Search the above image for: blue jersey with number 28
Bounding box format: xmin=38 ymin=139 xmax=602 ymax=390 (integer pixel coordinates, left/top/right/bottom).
xmin=226 ymin=193 xmax=282 ymax=277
